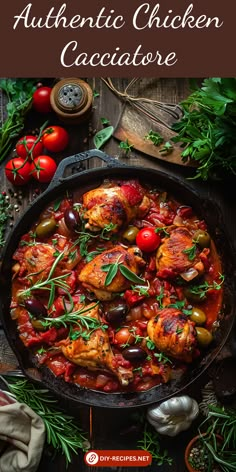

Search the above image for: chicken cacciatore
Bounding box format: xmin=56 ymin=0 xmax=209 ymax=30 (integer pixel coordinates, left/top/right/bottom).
xmin=10 ymin=179 xmax=223 ymax=393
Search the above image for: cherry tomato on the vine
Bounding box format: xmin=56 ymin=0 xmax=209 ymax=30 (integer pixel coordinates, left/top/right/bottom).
xmin=5 ymin=157 xmax=31 ymax=186
xmin=16 ymin=135 xmax=43 ymax=160
xmin=31 ymin=155 xmax=57 ymax=183
xmin=32 ymin=86 xmax=52 ymax=113
xmin=42 ymin=126 xmax=69 ymax=153
xmin=136 ymin=227 xmax=161 ymax=252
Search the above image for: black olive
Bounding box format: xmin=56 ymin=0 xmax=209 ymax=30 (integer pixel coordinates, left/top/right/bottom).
xmin=24 ymin=299 xmax=47 ymax=318
xmin=64 ymin=208 xmax=80 ymax=231
xmin=122 ymin=347 xmax=147 ymax=362
xmin=105 ymin=304 xmax=128 ymax=324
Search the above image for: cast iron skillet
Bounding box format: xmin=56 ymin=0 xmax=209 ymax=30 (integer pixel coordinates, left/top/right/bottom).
xmin=0 ymin=150 xmax=235 ymax=408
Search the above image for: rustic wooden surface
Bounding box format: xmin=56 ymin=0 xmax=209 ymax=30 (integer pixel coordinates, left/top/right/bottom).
xmin=0 ymin=78 xmax=236 ymax=472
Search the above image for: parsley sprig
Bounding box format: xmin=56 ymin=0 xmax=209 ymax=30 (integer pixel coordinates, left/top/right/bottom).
xmin=145 ymin=130 xmax=164 ymax=146
xmin=172 ymin=78 xmax=236 ymax=179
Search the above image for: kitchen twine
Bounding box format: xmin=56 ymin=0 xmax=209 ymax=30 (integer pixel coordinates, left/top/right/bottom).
xmin=101 ymin=78 xmax=183 ymax=128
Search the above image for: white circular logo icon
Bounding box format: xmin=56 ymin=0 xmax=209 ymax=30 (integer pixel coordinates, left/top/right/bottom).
xmin=85 ymin=451 xmax=99 ymax=465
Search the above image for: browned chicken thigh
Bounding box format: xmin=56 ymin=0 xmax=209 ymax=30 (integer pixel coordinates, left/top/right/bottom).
xmin=78 ymin=245 xmax=145 ymax=300
xmin=147 ymin=307 xmax=197 ymax=363
xmin=62 ymin=304 xmax=133 ymax=386
xmin=13 ymin=243 xmax=56 ymax=284
xmin=156 ymin=226 xmax=205 ymax=281
xmin=82 ymin=183 xmax=149 ymax=232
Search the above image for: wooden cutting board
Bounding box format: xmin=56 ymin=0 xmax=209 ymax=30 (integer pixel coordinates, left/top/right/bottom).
xmin=113 ymin=102 xmax=195 ymax=167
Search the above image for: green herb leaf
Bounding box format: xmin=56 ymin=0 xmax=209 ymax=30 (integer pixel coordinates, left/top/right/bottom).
xmin=183 ymin=244 xmax=197 ymax=261
xmin=93 ymin=126 xmax=114 ymax=149
xmin=159 ymin=141 xmax=174 ymax=154
xmin=119 ymin=265 xmax=145 ymax=284
xmin=155 ymin=226 xmax=170 ymax=237
xmin=119 ymin=139 xmax=133 ymax=155
xmin=101 ymin=117 xmax=110 ymax=125
xmin=53 ymin=198 xmax=62 ymax=211
xmin=146 ymin=337 xmax=156 ymax=350
xmin=156 ymin=287 xmax=164 ymax=308
xmin=154 ymin=352 xmax=173 ymax=364
xmin=102 ymin=263 xmax=119 ymax=286
xmin=144 ymin=130 xmax=164 ymax=146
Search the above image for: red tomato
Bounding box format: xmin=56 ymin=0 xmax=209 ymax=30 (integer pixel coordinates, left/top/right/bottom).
xmin=5 ymin=157 xmax=31 ymax=186
xmin=136 ymin=227 xmax=161 ymax=252
xmin=32 ymin=86 xmax=52 ymax=113
xmin=114 ymin=328 xmax=135 ymax=346
xmin=16 ymin=135 xmax=43 ymax=160
xmin=31 ymin=155 xmax=57 ymax=183
xmin=42 ymin=126 xmax=69 ymax=153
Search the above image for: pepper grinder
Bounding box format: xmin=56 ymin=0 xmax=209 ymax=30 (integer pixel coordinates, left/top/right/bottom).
xmin=50 ymin=78 xmax=93 ymax=124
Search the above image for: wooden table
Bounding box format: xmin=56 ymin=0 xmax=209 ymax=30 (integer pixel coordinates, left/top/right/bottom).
xmin=0 ymin=78 xmax=236 ymax=472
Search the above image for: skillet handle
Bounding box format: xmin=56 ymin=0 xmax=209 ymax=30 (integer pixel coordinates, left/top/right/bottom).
xmin=47 ymin=149 xmax=125 ymax=191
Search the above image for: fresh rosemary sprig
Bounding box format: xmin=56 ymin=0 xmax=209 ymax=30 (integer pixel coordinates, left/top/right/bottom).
xmin=196 ymin=404 xmax=236 ymax=472
xmin=4 ymin=378 xmax=89 ymax=466
xmin=42 ymin=303 xmax=108 ymax=341
xmin=19 ymin=252 xmax=72 ymax=308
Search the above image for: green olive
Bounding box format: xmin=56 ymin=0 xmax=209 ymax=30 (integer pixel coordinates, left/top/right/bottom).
xmin=31 ymin=318 xmax=45 ymax=331
xmin=184 ymin=287 xmax=206 ymax=304
xmin=122 ymin=226 xmax=139 ymax=243
xmin=36 ymin=218 xmax=57 ymax=239
xmin=196 ymin=327 xmax=213 ymax=347
xmin=190 ymin=307 xmax=207 ymax=325
xmin=193 ymin=230 xmax=211 ymax=248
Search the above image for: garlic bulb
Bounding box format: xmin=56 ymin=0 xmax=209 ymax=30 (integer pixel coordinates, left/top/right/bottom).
xmin=147 ymin=395 xmax=199 ymax=437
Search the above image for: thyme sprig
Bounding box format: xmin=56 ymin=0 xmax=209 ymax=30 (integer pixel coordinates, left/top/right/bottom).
xmin=137 ymin=421 xmax=173 ymax=466
xmin=3 ymin=377 xmax=89 ymax=466
xmin=188 ymin=273 xmax=224 ymax=299
xmin=183 ymin=244 xmax=197 ymax=261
